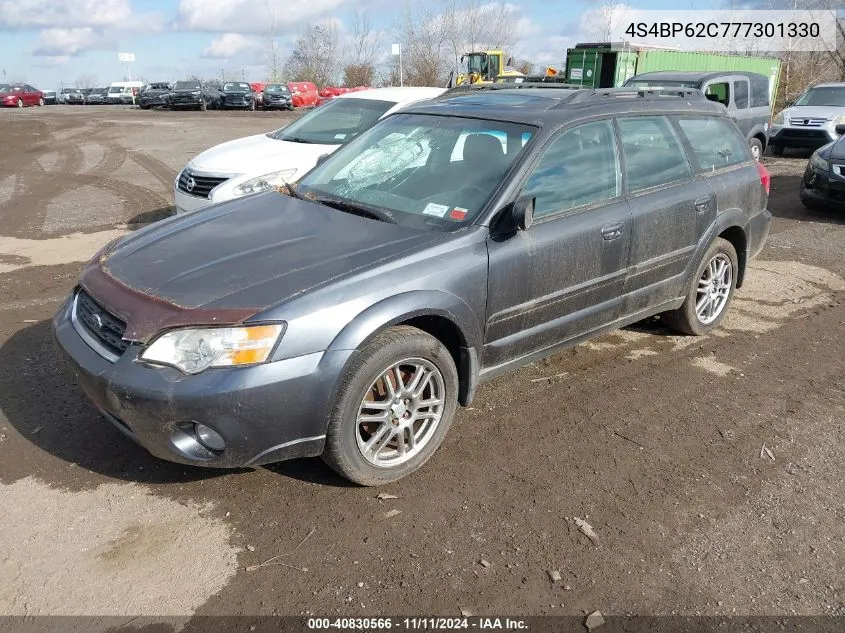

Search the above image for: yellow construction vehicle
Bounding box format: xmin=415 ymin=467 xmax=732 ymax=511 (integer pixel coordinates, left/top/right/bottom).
xmin=449 ymin=51 xmax=559 ymax=87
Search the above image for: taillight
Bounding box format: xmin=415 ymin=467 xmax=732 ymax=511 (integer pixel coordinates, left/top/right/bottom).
xmin=756 ymin=162 xmax=770 ymax=196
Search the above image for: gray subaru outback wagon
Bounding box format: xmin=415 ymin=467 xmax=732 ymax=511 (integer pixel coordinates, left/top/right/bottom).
xmin=54 ymin=85 xmax=772 ymax=485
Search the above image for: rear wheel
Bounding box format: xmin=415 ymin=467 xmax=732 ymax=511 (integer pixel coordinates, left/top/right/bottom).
xmin=322 ymin=326 xmax=459 ymax=486
xmin=749 ymin=138 xmax=763 ymax=162
xmin=38 ymin=98 xmax=44 ymax=107
xmin=662 ymin=238 xmax=738 ymax=336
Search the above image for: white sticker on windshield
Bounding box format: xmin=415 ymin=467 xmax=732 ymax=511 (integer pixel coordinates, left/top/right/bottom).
xmin=423 ymin=203 xmax=449 ymax=218
xmin=334 ymin=133 xmax=347 ymax=140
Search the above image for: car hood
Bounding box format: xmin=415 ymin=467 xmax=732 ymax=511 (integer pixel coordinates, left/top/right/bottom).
xmin=189 ymin=133 xmax=338 ymax=175
xmin=96 ymin=192 xmax=441 ymax=315
xmin=782 ymin=105 xmax=845 ymax=121
xmin=172 ymin=88 xmax=201 ymax=93
xmin=142 ymin=89 xmax=169 ymax=96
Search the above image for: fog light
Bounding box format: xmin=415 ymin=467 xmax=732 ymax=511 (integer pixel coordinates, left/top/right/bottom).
xmin=195 ymin=423 xmax=225 ymax=451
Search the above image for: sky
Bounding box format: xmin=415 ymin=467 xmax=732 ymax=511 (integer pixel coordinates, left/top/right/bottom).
xmin=0 ymin=0 xmax=767 ymax=90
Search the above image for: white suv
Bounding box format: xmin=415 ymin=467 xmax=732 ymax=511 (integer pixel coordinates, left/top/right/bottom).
xmin=174 ymin=87 xmax=445 ymax=214
xmin=769 ymin=82 xmax=845 ymax=155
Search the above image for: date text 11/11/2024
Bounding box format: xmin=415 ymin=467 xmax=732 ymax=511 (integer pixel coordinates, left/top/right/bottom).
xmin=307 ymin=617 xmax=529 ymax=630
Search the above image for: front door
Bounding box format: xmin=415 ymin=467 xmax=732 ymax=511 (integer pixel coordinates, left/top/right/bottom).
xmin=484 ymin=119 xmax=632 ymax=371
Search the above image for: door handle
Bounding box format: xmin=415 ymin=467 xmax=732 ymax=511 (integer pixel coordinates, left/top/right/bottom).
xmin=601 ymin=222 xmax=624 ymax=240
xmin=694 ymin=196 xmax=712 ymax=213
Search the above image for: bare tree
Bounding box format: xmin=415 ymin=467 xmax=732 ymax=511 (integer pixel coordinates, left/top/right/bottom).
xmin=286 ymin=20 xmax=340 ymax=86
xmin=583 ymin=0 xmax=626 ymax=42
xmin=343 ymin=10 xmax=382 ymax=86
xmin=76 ymin=74 xmax=97 ymax=89
xmin=264 ymin=0 xmax=284 ymax=82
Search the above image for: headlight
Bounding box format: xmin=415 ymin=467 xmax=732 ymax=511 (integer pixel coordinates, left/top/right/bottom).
xmin=192 ymin=90 xmax=201 ymax=96
xmin=233 ymin=169 xmax=297 ymax=196
xmin=829 ymin=114 xmax=845 ymax=134
xmin=809 ymin=151 xmax=830 ymax=172
xmin=141 ymin=324 xmax=285 ymax=374
xmin=772 ymin=110 xmax=785 ymax=125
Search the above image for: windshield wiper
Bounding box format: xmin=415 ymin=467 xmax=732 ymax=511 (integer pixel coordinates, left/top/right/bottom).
xmin=284 ymin=136 xmax=314 ymax=144
xmin=312 ymin=197 xmax=397 ymax=224
xmin=282 ymin=180 xmax=301 ymax=199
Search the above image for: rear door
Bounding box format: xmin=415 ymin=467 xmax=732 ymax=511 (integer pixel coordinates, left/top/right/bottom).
xmin=484 ymin=119 xmax=632 ymax=369
xmin=618 ymin=115 xmax=716 ymax=315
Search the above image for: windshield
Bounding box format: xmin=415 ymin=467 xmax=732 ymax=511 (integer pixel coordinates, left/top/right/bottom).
xmin=0 ymin=84 xmax=9 ymax=92
xmin=108 ymin=86 xmax=123 ymax=93
xmin=224 ymin=82 xmax=250 ymax=92
xmin=625 ymin=80 xmax=700 ymax=89
xmin=795 ymin=87 xmax=845 ymax=107
xmin=265 ymin=84 xmax=289 ymax=94
xmin=268 ymin=98 xmax=393 ymax=145
xmin=62 ymin=88 xmax=76 ymax=94
xmin=174 ymin=81 xmax=201 ymax=90
xmin=466 ymin=53 xmax=488 ymax=75
xmin=296 ymin=113 xmax=535 ymax=231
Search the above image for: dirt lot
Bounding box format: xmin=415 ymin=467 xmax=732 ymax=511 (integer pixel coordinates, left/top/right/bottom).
xmin=0 ymin=105 xmax=842 ymax=626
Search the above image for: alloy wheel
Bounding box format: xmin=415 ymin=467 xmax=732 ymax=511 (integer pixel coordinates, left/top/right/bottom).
xmin=355 ymin=358 xmax=446 ymax=468
xmin=696 ymin=253 xmax=733 ymax=325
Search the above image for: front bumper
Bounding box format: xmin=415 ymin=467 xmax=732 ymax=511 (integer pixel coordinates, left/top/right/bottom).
xmin=263 ymin=97 xmax=292 ymax=109
xmin=170 ymin=95 xmax=204 ymax=107
xmin=769 ymin=126 xmax=835 ymax=149
xmin=222 ymin=95 xmax=253 ymax=108
xmin=53 ymin=296 xmax=352 ymax=468
xmin=800 ymin=164 xmax=845 ymax=209
xmin=139 ymin=96 xmax=169 ymax=108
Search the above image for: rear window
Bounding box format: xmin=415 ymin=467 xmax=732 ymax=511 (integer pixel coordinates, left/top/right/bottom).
xmin=734 ymin=79 xmax=749 ymax=109
xmin=677 ymin=117 xmax=751 ymax=171
xmin=750 ymin=75 xmax=770 ymax=107
xmin=618 ymin=116 xmax=692 ymax=193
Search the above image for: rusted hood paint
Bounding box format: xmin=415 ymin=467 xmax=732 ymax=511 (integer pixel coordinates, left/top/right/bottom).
xmin=80 ymin=192 xmax=440 ymax=342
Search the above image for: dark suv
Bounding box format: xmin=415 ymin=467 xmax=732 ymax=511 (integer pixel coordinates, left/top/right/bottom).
xmin=168 ymin=80 xmax=219 ymax=110
xmin=220 ymin=82 xmax=256 ymax=110
xmin=54 ymin=85 xmax=772 ymax=485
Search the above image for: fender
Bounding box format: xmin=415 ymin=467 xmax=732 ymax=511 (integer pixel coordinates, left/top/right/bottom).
xmin=326 ymin=290 xmax=484 ymax=405
xmin=683 ymin=208 xmax=749 ymax=291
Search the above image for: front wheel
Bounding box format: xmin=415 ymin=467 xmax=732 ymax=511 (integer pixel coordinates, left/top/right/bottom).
xmin=322 ymin=326 xmax=459 ymax=486
xmin=38 ymin=98 xmax=44 ymax=107
xmin=17 ymin=98 xmax=23 ymax=108
xmin=749 ymin=138 xmax=763 ymax=162
xmin=662 ymin=238 xmax=738 ymax=336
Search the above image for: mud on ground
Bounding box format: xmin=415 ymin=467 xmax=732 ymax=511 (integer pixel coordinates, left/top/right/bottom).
xmin=0 ymin=106 xmax=842 ymax=624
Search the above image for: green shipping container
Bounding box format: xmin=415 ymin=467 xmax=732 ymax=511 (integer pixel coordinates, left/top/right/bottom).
xmin=564 ymin=44 xmax=781 ymax=104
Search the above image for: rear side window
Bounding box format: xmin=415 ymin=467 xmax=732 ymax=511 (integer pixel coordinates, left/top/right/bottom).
xmin=734 ymin=79 xmax=749 ymax=109
xmin=677 ymin=117 xmax=751 ymax=170
xmin=523 ymin=120 xmax=621 ymax=218
xmin=618 ymin=116 xmax=692 ymax=193
xmin=750 ymin=75 xmax=770 ymax=107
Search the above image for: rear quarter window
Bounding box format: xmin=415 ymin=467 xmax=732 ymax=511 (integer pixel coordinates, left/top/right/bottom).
xmin=618 ymin=116 xmax=693 ymax=193
xmin=734 ymin=79 xmax=749 ymax=109
xmin=750 ymin=75 xmax=770 ymax=108
xmin=677 ymin=117 xmax=751 ymax=171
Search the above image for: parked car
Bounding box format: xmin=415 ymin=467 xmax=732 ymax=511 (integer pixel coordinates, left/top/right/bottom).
xmin=57 ymin=87 xmax=77 ymax=104
xmin=0 ymin=83 xmax=44 ymax=107
xmin=174 ymin=87 xmax=445 ymax=214
xmin=106 ymin=81 xmax=143 ymax=104
xmin=769 ymin=82 xmax=845 ymax=155
xmin=169 ymin=80 xmax=220 ymax=110
xmin=623 ymin=71 xmax=772 ymax=161
xmin=261 ymin=83 xmax=293 ymax=110
xmin=64 ymin=88 xmax=86 ymax=105
xmin=799 ymin=121 xmax=845 ymax=210
xmin=56 ymin=85 xmax=772 ymax=484
xmin=42 ymin=90 xmax=57 ymax=105
xmin=85 ymin=87 xmax=109 ymax=104
xmin=220 ymin=82 xmax=256 ymax=110
xmin=137 ymin=83 xmax=171 ymax=109
xmin=287 ymin=81 xmax=318 ymax=108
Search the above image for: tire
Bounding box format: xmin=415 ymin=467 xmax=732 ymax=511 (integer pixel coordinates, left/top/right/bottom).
xmin=662 ymin=238 xmax=738 ymax=336
xmin=322 ymin=326 xmax=459 ymax=486
xmin=770 ymin=144 xmax=784 ymax=156
xmin=17 ymin=98 xmax=23 ymax=108
xmin=38 ymin=98 xmax=44 ymax=107
xmin=749 ymin=138 xmax=763 ymax=162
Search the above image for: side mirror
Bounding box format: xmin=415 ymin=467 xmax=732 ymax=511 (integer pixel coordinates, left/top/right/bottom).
xmin=316 ymin=153 xmax=331 ymax=166
xmin=512 ymin=196 xmax=534 ymax=230
xmin=835 ymin=124 xmax=845 ymax=135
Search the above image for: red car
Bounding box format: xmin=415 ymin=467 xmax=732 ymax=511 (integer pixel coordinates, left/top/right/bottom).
xmin=287 ymin=81 xmax=318 ymax=108
xmin=0 ymin=83 xmax=44 ymax=108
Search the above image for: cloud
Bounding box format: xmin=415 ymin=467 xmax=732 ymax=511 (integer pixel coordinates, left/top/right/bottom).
xmin=32 ymin=27 xmax=99 ymax=57
xmin=176 ymin=0 xmax=348 ymax=34
xmin=0 ymin=0 xmax=131 ymax=29
xmin=202 ymin=33 xmax=261 ymax=58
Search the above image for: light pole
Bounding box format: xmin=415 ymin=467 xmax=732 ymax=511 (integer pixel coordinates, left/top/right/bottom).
xmin=391 ymin=44 xmax=403 ymax=87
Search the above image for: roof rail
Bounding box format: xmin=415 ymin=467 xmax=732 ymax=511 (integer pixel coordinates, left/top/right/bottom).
xmin=565 ymin=87 xmax=706 ymax=103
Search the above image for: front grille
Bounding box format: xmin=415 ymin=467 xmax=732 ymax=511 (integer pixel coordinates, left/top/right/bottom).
xmin=177 ymin=169 xmax=229 ymax=198
xmin=74 ymin=290 xmax=130 ymax=359
xmin=789 ymin=117 xmax=827 ymax=127
xmin=225 ymin=94 xmax=250 ymax=105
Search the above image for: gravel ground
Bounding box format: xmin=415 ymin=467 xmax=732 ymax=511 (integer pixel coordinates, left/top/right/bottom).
xmin=0 ymin=105 xmax=842 ymax=629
